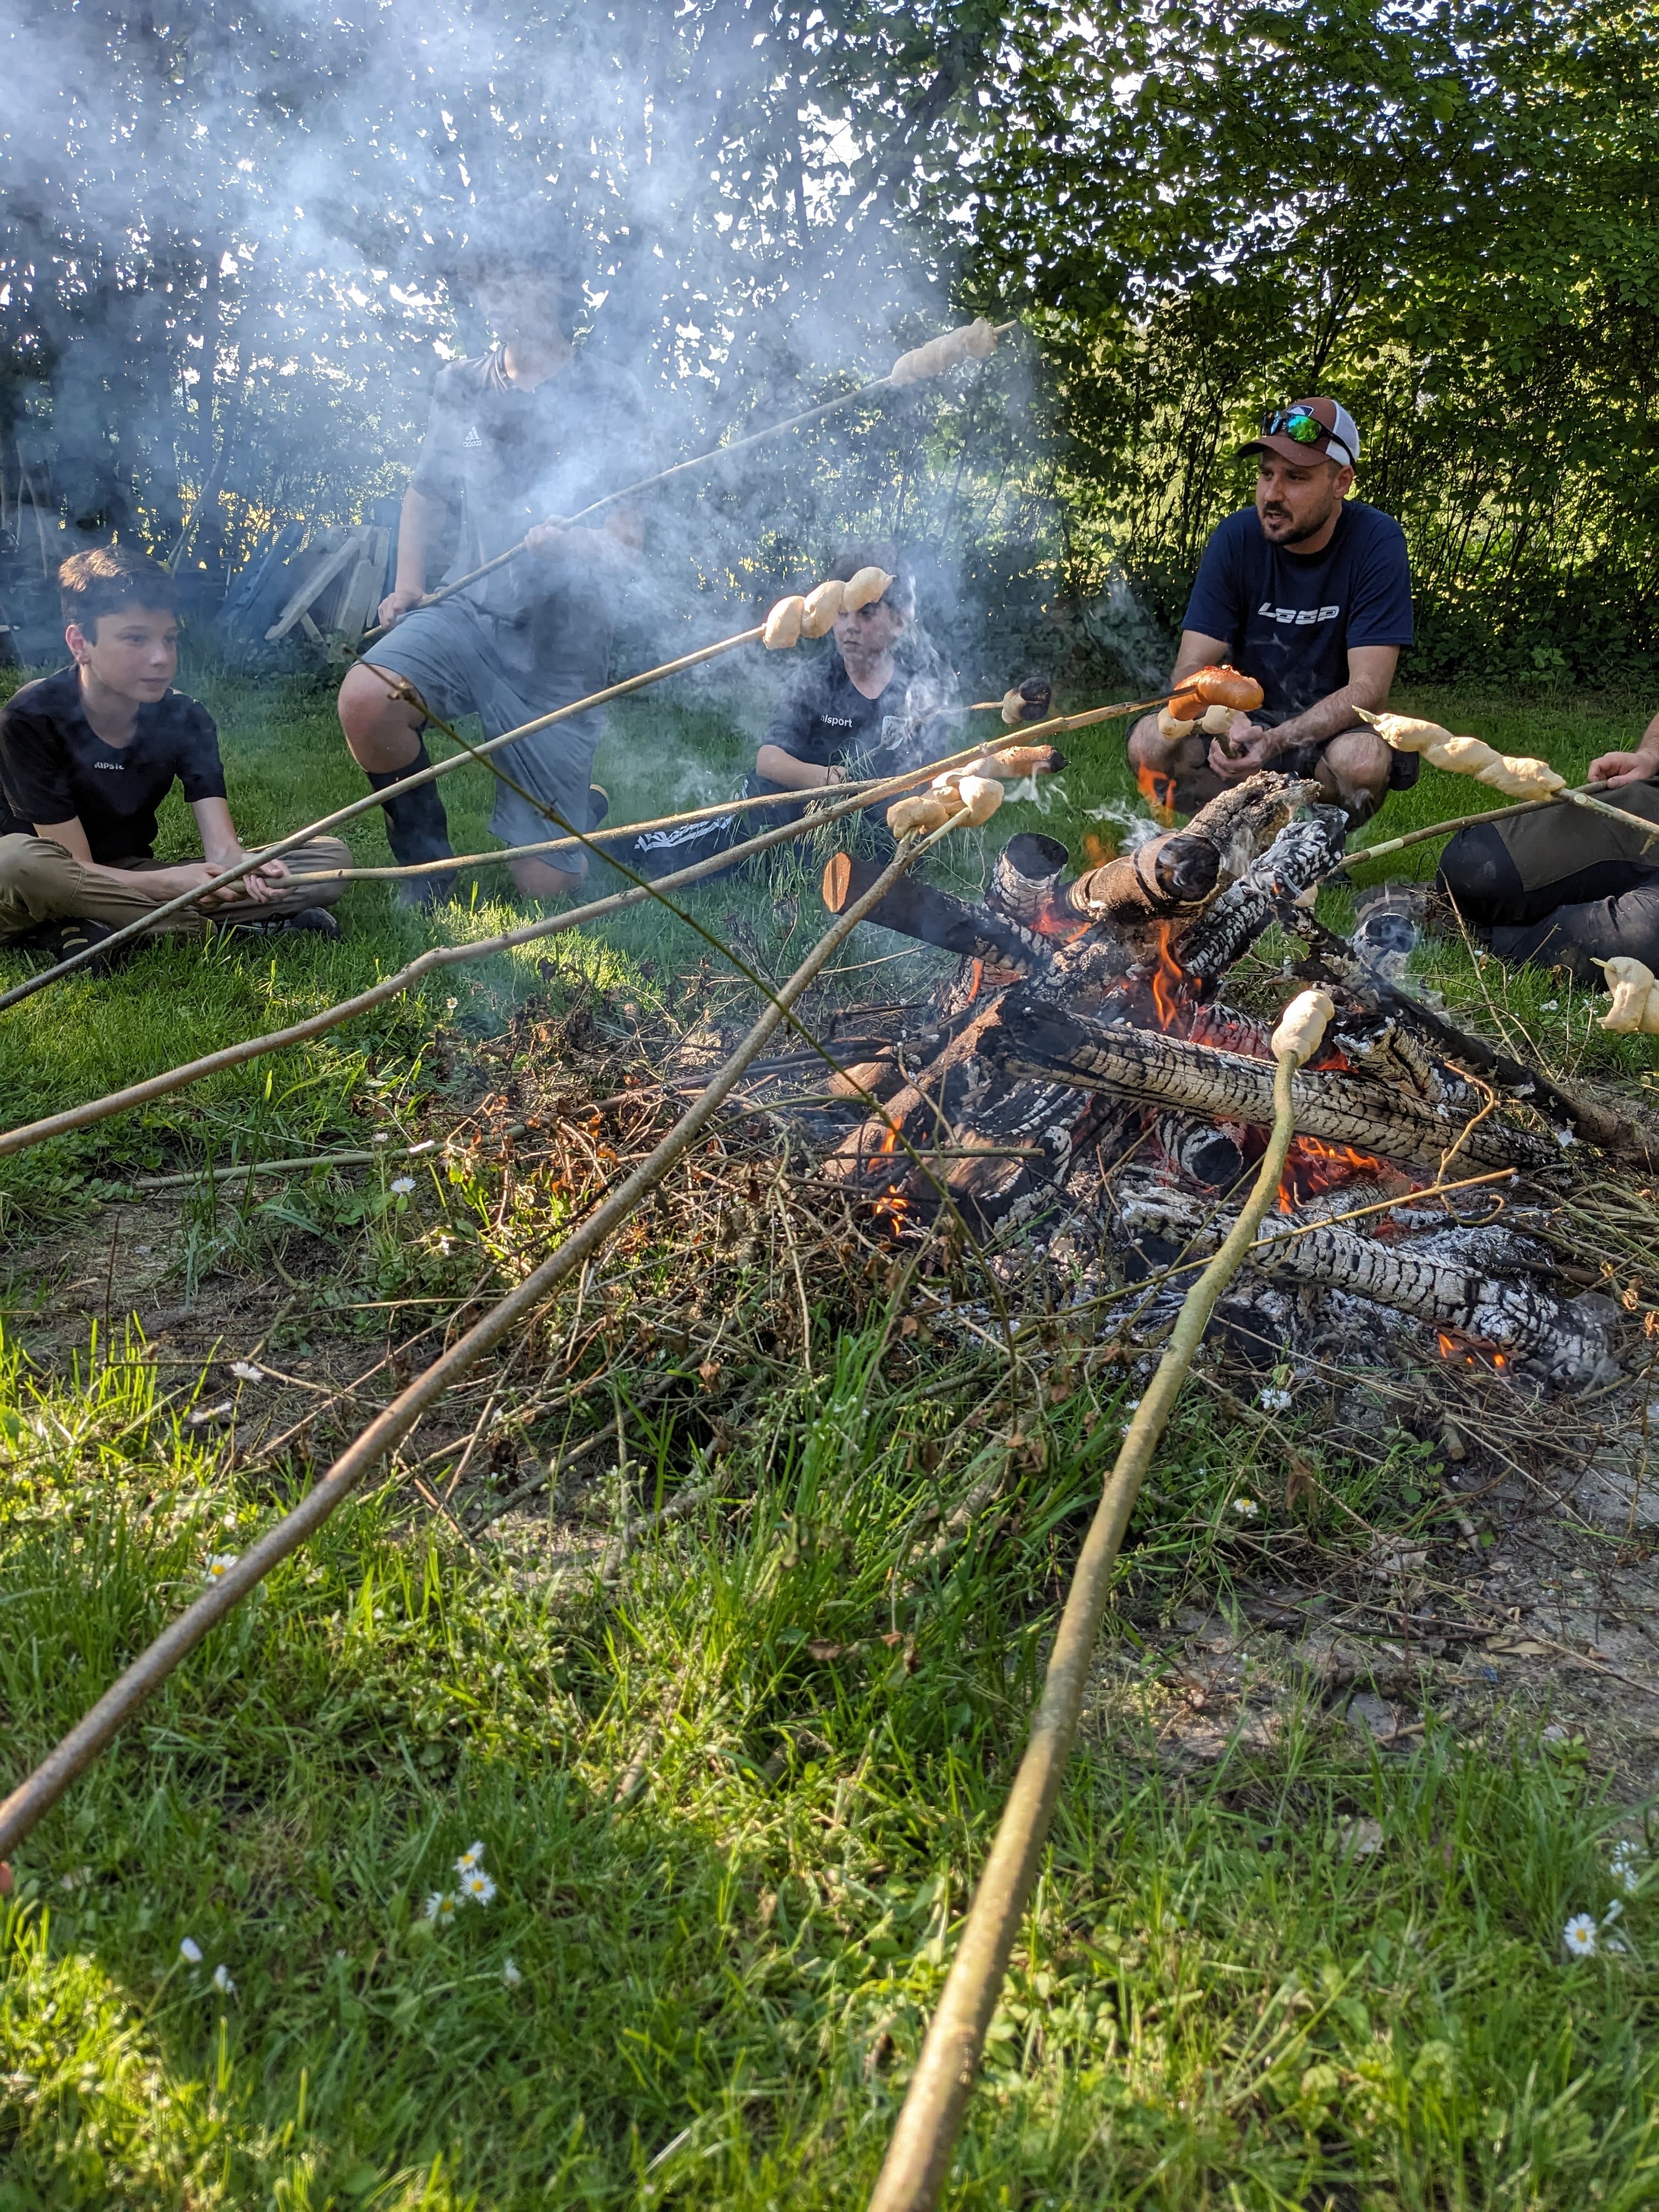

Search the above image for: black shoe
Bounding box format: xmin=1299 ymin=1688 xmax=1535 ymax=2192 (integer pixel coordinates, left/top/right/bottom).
xmin=368 ymin=741 xmax=454 ymax=907
xmin=30 ymin=916 xmax=134 ymax=975
xmin=224 ymin=905 xmax=342 ymax=941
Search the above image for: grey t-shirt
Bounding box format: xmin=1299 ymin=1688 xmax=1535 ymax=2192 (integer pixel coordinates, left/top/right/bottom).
xmin=409 ymin=345 xmax=653 ymax=686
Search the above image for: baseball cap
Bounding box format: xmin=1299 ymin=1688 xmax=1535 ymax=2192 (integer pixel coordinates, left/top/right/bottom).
xmin=1241 ymin=397 xmax=1361 ymax=471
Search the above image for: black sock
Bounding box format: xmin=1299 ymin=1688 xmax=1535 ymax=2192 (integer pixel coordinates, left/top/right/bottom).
xmin=366 ymin=741 xmax=452 ymax=865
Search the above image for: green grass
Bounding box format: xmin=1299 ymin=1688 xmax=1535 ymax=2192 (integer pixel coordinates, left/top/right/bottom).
xmin=2 ymin=660 xmax=1658 ymax=2207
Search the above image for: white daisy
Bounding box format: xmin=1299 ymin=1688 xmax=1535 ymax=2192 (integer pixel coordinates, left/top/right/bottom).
xmin=459 ymin=1868 xmax=496 ymax=1906
xmin=230 ymin=1361 xmax=263 ymax=1383
xmin=212 ymin=1962 xmax=235 ymax=1993
xmin=1541 ymin=1000 xmax=1559 ymax=1012
xmin=390 ymin=1176 xmax=415 ymax=1194
xmin=1257 ymin=1384 xmax=1293 ymax=1412
xmin=179 ymin=1936 xmax=203 ymax=1964
xmin=1232 ymin=1497 xmax=1261 ymax=1520
xmin=205 ymin=1554 xmax=238 ymax=1586
xmin=425 ymin=1891 xmax=459 ymax=1925
xmin=1563 ymin=1913 xmax=1599 ymax=1957
xmin=454 ymin=1841 xmax=486 ymax=1876
xmin=502 ymin=1957 xmax=523 ymax=1987
xmin=1611 ymin=1842 xmax=1644 ymax=1894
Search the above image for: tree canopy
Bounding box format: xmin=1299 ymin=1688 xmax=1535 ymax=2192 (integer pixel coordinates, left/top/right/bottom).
xmin=2 ymin=0 xmax=1656 ymax=684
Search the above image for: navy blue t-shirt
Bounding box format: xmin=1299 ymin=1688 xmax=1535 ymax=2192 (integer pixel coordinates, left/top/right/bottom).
xmin=1182 ymin=500 xmax=1413 ymax=723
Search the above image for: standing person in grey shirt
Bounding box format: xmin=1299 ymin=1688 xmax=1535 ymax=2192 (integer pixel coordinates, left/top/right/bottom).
xmin=338 ymin=230 xmax=652 ymax=906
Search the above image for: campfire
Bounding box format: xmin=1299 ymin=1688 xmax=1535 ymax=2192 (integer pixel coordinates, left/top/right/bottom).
xmin=811 ymin=772 xmax=1620 ymax=1395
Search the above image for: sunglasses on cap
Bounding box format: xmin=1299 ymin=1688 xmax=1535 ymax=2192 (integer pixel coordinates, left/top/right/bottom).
xmin=1262 ymin=405 xmax=1329 ymax=447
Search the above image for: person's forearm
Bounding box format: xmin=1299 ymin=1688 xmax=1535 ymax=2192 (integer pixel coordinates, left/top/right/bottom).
xmin=394 ymin=488 xmax=444 ymax=596
xmin=755 ymin=744 xmax=836 ymax=791
xmin=1258 ymin=680 xmax=1384 ymax=754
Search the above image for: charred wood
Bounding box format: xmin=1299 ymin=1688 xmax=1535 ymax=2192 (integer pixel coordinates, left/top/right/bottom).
xmin=986 ymin=991 xmax=1558 ymax=1173
xmin=821 ymin=853 xmax=1051 ymax=975
xmin=1119 ymin=1181 xmax=1619 ymax=1391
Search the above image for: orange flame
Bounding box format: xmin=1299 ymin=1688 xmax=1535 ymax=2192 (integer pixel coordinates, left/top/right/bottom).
xmin=1436 ymin=1327 xmax=1509 ymax=1372
xmin=1136 ymin=760 xmax=1178 ymax=827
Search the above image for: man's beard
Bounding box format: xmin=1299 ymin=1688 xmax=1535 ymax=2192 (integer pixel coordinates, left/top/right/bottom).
xmin=1261 ymin=501 xmax=1336 ymax=546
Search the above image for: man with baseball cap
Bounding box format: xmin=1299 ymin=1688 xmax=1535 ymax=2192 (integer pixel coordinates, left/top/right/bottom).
xmin=1128 ymin=396 xmax=1414 ymax=827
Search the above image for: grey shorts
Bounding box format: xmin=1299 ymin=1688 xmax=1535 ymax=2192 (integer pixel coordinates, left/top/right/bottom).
xmin=361 ymin=599 xmax=606 ymax=871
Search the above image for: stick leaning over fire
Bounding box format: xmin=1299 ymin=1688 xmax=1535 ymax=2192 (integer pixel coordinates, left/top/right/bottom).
xmin=0 ymin=687 xmax=1168 ymax=1158
xmin=0 ymin=814 xmax=970 ymax=1871
xmin=0 ymin=590 xmax=1160 ymax=1013
xmin=868 ymin=991 xmax=1335 ymax=2212
xmin=356 ymin=318 xmax=1014 ymax=646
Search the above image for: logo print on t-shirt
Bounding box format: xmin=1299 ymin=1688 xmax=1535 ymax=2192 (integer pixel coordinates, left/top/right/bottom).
xmin=1259 ymin=602 xmax=1341 ymax=627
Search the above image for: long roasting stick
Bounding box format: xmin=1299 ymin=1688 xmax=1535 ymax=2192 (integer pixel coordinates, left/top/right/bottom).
xmin=0 ymin=697 xmax=1172 ymax=1160
xmin=0 ymin=615 xmax=1162 ymax=1016
xmin=1338 ymin=778 xmax=1652 ymax=870
xmin=357 ymin=320 xmax=1018 ymax=646
xmin=0 ymin=817 xmax=966 ymax=1867
xmin=867 ymin=993 xmax=1334 ymax=2212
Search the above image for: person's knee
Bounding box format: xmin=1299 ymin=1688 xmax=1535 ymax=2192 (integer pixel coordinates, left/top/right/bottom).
xmin=510 ymin=854 xmax=584 ymax=902
xmin=339 ymin=663 xmax=423 ymax=761
xmin=1318 ymin=729 xmax=1390 ymax=808
xmin=0 ymin=834 xmax=70 ymax=912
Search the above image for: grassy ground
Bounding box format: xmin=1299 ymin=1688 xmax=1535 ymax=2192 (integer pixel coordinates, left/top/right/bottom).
xmin=2 ymin=657 xmax=1658 ymax=2209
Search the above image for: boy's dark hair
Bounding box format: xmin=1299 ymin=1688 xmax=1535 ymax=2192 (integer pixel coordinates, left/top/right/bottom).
xmin=830 ymin=542 xmax=915 ymax=618
xmin=60 ymin=545 xmax=180 ymax=634
xmin=450 ymin=216 xmax=584 ymax=336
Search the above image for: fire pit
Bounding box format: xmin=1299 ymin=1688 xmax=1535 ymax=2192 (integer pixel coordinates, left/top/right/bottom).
xmin=806 ymin=772 xmax=1620 ymax=1395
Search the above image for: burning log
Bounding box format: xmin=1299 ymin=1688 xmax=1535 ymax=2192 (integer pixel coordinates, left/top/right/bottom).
xmin=1172 ymin=812 xmax=1349 ymax=988
xmin=986 ymin=992 xmax=1556 ymax=1174
xmin=821 ymin=853 xmax=1052 ymax=975
xmin=985 ymin=832 xmax=1069 ymax=926
xmin=1119 ymin=1182 xmax=1618 ymax=1391
xmin=1065 ymin=832 xmax=1221 ymax=924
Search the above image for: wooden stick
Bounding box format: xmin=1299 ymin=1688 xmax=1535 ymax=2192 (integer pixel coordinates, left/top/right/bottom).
xmin=0 ymin=820 xmax=960 ymax=1865
xmin=1337 ymin=778 xmax=1655 ymax=871
xmin=358 ymin=321 xmax=1022 ymax=646
xmin=869 ymin=1018 xmax=1323 ymax=2212
xmin=0 ymin=735 xmax=1046 ymax=1160
xmin=0 ymin=648 xmax=1163 ymax=1015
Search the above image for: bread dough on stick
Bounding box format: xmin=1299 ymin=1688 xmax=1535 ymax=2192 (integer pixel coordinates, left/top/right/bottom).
xmin=763 ymin=595 xmax=806 ymax=650
xmin=1598 ymin=956 xmax=1659 ymax=1035
xmin=800 ymin=579 xmax=845 ymax=639
xmin=1475 ymin=754 xmax=1567 ymax=798
xmin=1425 ymin=734 xmax=1499 ymax=776
xmin=1157 ymin=708 xmax=1199 ymax=742
xmin=842 ymin=566 xmax=893 ymax=611
xmin=1351 ymin=708 xmax=1457 ymax=754
xmin=935 ymin=773 xmax=1003 ymax=826
xmin=888 ymin=318 xmax=999 ymax=387
xmin=887 ymin=792 xmax=956 ymax=836
xmin=1271 ymin=987 xmax=1335 ymax=1066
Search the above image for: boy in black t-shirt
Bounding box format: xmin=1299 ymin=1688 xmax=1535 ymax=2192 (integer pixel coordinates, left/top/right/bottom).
xmin=0 ymin=548 xmax=349 ymax=967
xmin=1127 ymin=397 xmax=1413 ymax=827
xmin=619 ymin=548 xmax=939 ymax=880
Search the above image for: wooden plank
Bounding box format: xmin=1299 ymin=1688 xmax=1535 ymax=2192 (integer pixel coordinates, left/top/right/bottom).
xmin=265 ymin=530 xmax=364 ymax=641
xmin=332 ymin=526 xmax=390 ymax=640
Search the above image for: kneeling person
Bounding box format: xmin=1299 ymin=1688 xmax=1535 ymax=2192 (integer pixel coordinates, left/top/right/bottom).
xmin=0 ymin=548 xmax=347 ymax=967
xmin=1127 ymin=398 xmax=1413 ymax=828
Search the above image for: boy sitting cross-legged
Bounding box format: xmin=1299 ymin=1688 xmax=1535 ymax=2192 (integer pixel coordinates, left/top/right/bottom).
xmin=0 ymin=546 xmax=350 ymax=970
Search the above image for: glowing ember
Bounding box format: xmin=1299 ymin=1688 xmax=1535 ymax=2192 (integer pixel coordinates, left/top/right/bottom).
xmin=1436 ymin=1327 xmax=1509 ymax=1371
